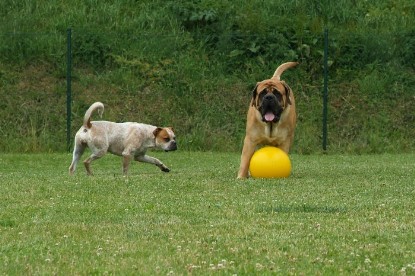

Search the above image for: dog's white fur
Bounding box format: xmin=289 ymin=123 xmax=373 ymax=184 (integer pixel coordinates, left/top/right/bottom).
xmin=69 ymin=102 xmax=177 ymax=175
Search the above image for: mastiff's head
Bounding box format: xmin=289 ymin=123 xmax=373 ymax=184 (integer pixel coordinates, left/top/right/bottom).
xmin=250 ymin=62 xmax=298 ymax=123
xmin=251 ymin=80 xmax=293 ymax=123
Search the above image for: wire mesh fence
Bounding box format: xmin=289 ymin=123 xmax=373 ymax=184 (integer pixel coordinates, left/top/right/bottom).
xmin=0 ymin=27 xmax=413 ymax=153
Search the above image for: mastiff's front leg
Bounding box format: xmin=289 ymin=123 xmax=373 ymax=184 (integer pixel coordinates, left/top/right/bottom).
xmin=237 ymin=136 xmax=256 ymax=179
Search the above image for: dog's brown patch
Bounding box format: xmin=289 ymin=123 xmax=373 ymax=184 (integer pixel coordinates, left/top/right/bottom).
xmin=155 ymin=128 xmax=171 ymax=142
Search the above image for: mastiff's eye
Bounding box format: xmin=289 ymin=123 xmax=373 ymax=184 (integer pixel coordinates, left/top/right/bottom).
xmin=164 ymin=137 xmax=170 ymax=142
xmin=259 ymin=90 xmax=267 ymax=99
xmin=273 ymin=90 xmax=282 ymax=99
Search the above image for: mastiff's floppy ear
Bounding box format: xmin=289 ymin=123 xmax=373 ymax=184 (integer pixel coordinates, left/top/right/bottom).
xmin=282 ymin=81 xmax=292 ymax=106
xmin=251 ymin=83 xmax=259 ymax=107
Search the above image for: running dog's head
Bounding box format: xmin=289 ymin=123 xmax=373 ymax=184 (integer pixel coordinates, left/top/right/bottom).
xmin=154 ymin=127 xmax=177 ymax=151
xmin=251 ymin=62 xmax=298 ymax=123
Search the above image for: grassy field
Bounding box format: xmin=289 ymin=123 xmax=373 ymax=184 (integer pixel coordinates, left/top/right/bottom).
xmin=1 ymin=152 xmax=414 ymax=274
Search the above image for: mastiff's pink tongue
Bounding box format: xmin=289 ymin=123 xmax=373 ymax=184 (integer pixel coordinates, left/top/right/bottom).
xmin=264 ymin=112 xmax=275 ymax=122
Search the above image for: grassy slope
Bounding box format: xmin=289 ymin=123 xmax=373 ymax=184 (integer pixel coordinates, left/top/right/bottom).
xmin=0 ymin=0 xmax=414 ymax=153
xmin=1 ymin=152 xmax=414 ymax=274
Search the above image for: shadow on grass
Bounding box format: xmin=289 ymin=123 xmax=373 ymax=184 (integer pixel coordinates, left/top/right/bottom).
xmin=0 ymin=218 xmax=16 ymax=227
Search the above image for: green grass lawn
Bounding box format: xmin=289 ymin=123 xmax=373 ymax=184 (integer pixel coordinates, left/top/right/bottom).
xmin=1 ymin=152 xmax=414 ymax=274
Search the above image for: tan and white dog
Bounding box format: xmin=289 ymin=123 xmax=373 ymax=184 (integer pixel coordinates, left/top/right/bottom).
xmin=69 ymin=102 xmax=177 ymax=176
xmin=237 ymin=62 xmax=298 ymax=179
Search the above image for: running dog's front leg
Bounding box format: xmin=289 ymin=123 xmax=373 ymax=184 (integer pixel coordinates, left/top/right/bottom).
xmin=122 ymin=154 xmax=132 ymax=175
xmin=135 ymin=155 xmax=170 ymax=172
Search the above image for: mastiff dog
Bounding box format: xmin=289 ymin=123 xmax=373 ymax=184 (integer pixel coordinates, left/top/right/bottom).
xmin=237 ymin=62 xmax=298 ymax=179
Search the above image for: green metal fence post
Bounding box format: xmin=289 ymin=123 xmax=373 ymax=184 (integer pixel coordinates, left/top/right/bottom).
xmin=322 ymin=28 xmax=328 ymax=151
xmin=66 ymin=28 xmax=72 ymax=152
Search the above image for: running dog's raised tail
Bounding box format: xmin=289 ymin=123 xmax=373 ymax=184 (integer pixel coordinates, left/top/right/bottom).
xmin=83 ymin=102 xmax=104 ymax=128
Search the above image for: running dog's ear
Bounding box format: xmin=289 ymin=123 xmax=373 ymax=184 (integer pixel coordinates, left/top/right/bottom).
xmin=153 ymin=127 xmax=163 ymax=137
xmin=251 ymin=83 xmax=259 ymax=107
xmin=282 ymin=81 xmax=292 ymax=105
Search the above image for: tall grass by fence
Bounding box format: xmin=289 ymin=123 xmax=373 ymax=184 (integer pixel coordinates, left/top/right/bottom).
xmin=0 ymin=29 xmax=319 ymax=153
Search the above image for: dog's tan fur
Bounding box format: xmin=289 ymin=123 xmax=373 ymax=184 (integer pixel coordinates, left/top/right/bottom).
xmin=237 ymin=62 xmax=298 ymax=179
xmin=69 ymin=102 xmax=177 ymax=176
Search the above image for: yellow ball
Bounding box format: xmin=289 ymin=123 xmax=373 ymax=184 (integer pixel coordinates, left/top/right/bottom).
xmin=249 ymin=146 xmax=292 ymax=178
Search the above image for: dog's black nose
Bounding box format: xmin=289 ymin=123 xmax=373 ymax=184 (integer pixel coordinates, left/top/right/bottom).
xmin=264 ymin=94 xmax=274 ymax=101
xmin=169 ymin=142 xmax=177 ymax=151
